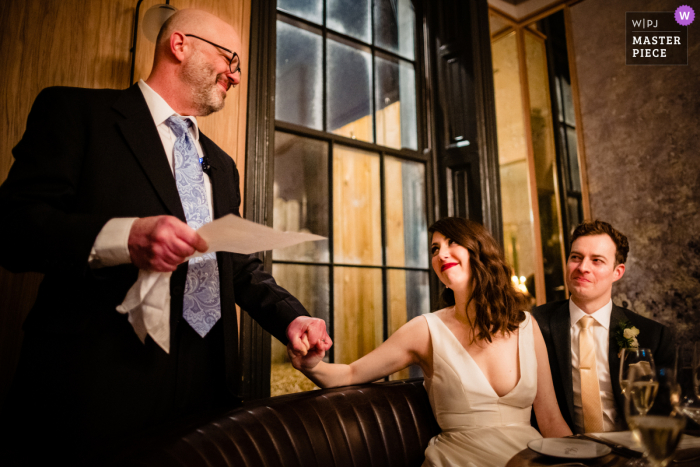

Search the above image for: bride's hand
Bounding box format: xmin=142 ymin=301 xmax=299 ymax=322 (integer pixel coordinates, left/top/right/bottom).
xmin=287 ymin=339 xmax=326 ymax=372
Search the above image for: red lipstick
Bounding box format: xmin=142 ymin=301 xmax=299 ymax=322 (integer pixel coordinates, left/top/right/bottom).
xmin=441 ymin=263 xmax=457 ymax=272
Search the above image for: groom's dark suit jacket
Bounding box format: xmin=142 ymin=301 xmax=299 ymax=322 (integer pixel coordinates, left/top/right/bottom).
xmin=0 ymin=85 xmax=308 ymax=457
xmin=532 ymin=299 xmax=674 ymax=433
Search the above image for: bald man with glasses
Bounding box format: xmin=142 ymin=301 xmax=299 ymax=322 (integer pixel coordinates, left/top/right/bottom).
xmin=0 ymin=9 xmax=330 ymax=464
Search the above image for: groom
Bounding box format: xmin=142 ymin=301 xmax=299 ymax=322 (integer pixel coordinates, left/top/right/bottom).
xmin=533 ymin=220 xmax=674 ymax=434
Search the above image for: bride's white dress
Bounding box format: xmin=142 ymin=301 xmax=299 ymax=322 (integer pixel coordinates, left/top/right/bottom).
xmin=422 ymin=311 xmax=542 ymax=467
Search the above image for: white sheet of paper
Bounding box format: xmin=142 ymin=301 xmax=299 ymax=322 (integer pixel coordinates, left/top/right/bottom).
xmin=117 ymin=214 xmax=326 ymax=353
xmin=196 ymin=214 xmax=326 ymax=255
xmin=590 ymin=431 xmax=700 ymax=452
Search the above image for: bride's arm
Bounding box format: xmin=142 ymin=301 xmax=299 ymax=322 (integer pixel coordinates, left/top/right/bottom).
xmin=288 ymin=315 xmax=431 ymax=388
xmin=531 ymin=317 xmax=574 ymax=438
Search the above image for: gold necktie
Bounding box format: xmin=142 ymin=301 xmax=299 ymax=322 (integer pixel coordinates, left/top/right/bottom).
xmin=579 ymin=316 xmax=604 ymax=433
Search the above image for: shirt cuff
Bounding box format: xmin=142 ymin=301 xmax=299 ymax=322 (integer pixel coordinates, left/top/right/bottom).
xmin=89 ymin=218 xmax=138 ymax=268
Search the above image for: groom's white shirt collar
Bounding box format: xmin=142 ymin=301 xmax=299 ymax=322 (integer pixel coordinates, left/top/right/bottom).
xmin=569 ymin=298 xmax=613 ymax=329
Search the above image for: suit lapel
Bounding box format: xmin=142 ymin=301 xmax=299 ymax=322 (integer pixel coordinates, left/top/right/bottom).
xmin=609 ymin=305 xmax=627 ymax=418
xmin=552 ymin=301 xmax=575 ymax=424
xmin=199 ymin=135 xmax=233 ymax=219
xmin=113 ymin=85 xmax=186 ymax=221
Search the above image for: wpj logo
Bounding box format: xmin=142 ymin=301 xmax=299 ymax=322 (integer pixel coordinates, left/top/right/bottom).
xmin=631 ymin=18 xmax=660 ymax=28
xmin=625 ymin=8 xmax=690 ymax=65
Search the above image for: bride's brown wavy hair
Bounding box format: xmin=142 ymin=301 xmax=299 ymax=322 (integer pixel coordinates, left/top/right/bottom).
xmin=429 ymin=217 xmax=528 ymax=343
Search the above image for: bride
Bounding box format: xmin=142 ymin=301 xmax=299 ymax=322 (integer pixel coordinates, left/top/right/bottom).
xmin=288 ymin=217 xmax=572 ymax=466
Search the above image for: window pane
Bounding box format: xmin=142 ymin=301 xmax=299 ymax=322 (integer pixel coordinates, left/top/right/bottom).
xmin=565 ymin=126 xmax=581 ymax=192
xmin=276 ymin=21 xmax=323 ymax=130
xmin=277 ymin=0 xmax=323 ymax=25
xmin=327 ymin=0 xmax=371 ymax=43
xmin=273 ymin=132 xmax=329 ymax=262
xmin=384 ymin=156 xmax=427 ymax=268
xmin=375 ymin=56 xmax=417 ymax=150
xmin=561 ymin=77 xmax=576 ymax=126
xmin=327 ymin=38 xmax=373 ymax=142
xmin=387 ymin=269 xmax=428 ymax=380
xmin=333 ymin=145 xmax=381 ymax=265
xmin=270 ymin=264 xmax=329 ymax=396
xmin=567 ymin=196 xmax=581 ymax=238
xmin=374 ymin=0 xmax=415 ymax=60
xmin=554 ymin=76 xmax=564 ymax=123
xmin=333 ymin=267 xmax=383 ymax=364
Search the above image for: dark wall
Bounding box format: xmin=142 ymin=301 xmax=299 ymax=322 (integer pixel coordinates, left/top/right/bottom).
xmin=569 ymin=0 xmax=700 ymax=341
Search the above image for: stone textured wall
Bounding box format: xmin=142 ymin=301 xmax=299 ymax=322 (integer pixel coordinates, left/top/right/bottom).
xmin=569 ymin=0 xmax=700 ymax=342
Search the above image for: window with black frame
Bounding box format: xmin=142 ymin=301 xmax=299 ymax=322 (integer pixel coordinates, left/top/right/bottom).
xmin=541 ymin=10 xmax=584 ymax=246
xmin=270 ymin=0 xmax=430 ymax=396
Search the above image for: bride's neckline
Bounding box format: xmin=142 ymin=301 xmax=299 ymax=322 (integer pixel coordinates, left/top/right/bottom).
xmin=433 ymin=313 xmax=524 ymax=398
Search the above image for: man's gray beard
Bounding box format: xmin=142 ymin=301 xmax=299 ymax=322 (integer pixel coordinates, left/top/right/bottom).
xmin=182 ymin=49 xmax=226 ymax=116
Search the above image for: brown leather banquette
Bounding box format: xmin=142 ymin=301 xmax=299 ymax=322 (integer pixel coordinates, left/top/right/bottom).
xmin=117 ymin=378 xmax=440 ymax=466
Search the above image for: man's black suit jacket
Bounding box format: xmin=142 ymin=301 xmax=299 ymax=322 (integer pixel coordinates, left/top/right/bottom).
xmin=0 ymin=85 xmax=308 ymax=456
xmin=532 ymin=299 xmax=675 ymax=433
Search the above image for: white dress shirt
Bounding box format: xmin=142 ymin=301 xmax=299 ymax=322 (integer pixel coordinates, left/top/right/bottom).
xmin=570 ymin=299 xmax=623 ymax=432
xmin=88 ymin=80 xmax=214 ymax=267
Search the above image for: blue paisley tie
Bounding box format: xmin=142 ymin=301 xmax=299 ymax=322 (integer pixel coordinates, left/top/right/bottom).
xmin=166 ymin=116 xmax=221 ymax=337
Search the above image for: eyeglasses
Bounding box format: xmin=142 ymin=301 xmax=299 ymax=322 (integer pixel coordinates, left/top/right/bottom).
xmin=185 ymin=34 xmax=241 ymax=75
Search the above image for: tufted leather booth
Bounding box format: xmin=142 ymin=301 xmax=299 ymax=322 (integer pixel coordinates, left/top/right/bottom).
xmin=116 ymin=378 xmax=440 ymax=467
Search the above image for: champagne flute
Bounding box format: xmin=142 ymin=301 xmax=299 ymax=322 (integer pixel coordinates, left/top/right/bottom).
xmin=620 ymin=348 xmax=657 ymax=467
xmin=620 ymin=348 xmax=655 ymax=396
xmin=680 ymin=342 xmax=700 ymax=424
xmin=626 ymin=366 xmax=686 ymax=467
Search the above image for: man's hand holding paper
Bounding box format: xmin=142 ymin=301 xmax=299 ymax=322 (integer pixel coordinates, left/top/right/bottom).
xmin=128 ymin=215 xmax=209 ymax=272
xmin=118 ymin=214 xmax=327 ymax=353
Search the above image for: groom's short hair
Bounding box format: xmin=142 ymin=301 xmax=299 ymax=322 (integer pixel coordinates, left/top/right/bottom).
xmin=571 ymin=220 xmax=629 ymax=265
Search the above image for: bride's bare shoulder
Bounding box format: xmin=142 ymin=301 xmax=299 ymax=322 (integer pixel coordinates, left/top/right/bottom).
xmin=398 ymin=314 xmax=432 ymax=341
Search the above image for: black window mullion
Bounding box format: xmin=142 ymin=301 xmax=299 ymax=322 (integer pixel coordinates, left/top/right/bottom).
xmin=276 ymin=11 xmax=323 ymax=35
xmin=371 ymin=0 xmax=377 ymax=146
xmin=327 ymin=137 xmax=335 ymax=363
xmin=415 ymin=0 xmax=426 ymax=155
xmin=379 ymin=150 xmax=388 ymax=344
xmin=272 ymin=259 xmax=429 ymax=272
xmin=277 ymin=9 xmax=414 ymax=64
xmin=274 ymin=120 xmax=427 ymax=162
xmin=322 ymin=1 xmax=328 ymax=133
xmin=374 ymin=47 xmax=414 ymax=64
xmin=324 ymin=4 xmax=333 ymax=364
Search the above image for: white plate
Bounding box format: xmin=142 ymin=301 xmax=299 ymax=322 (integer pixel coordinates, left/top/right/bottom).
xmin=527 ymin=438 xmax=612 ymax=459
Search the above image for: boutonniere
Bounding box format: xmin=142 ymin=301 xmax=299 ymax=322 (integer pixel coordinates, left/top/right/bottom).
xmin=615 ymin=320 xmax=640 ymax=358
